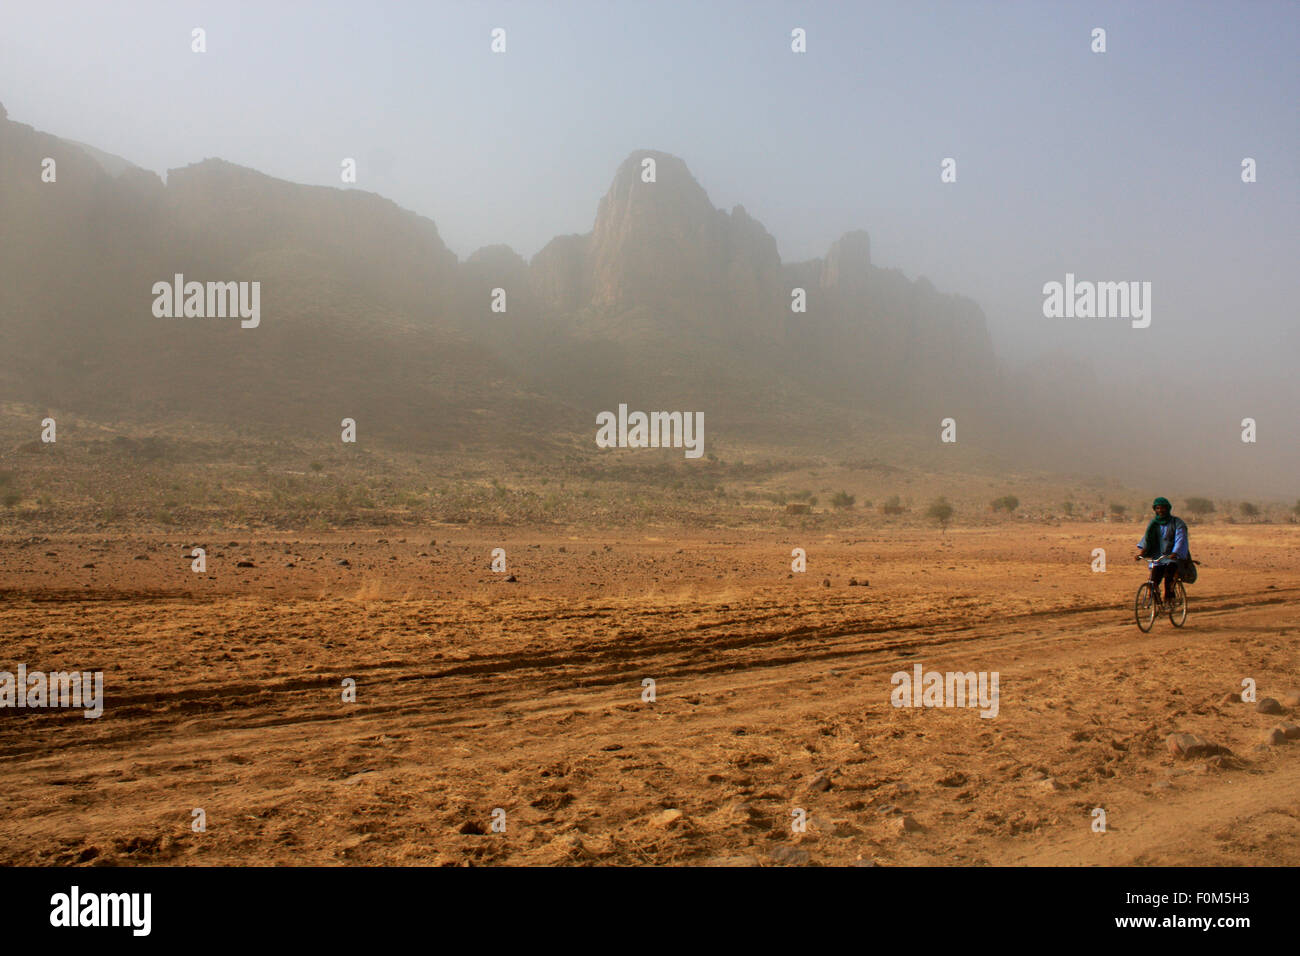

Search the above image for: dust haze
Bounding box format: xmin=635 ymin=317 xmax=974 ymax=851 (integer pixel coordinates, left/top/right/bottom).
xmin=0 ymin=2 xmax=1298 ymax=872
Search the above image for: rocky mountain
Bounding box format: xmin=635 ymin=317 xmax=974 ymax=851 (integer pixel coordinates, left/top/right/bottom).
xmin=1 ymin=101 xmax=1007 ymax=456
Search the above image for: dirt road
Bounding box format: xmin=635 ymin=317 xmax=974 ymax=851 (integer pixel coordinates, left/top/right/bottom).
xmin=1 ymin=524 xmax=1297 ymax=865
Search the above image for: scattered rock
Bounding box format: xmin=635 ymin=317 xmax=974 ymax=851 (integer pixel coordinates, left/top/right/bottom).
xmin=893 ymin=815 xmax=923 ymax=833
xmin=336 ymin=559 xmax=350 ymax=567
xmin=458 ymin=820 xmax=487 ymax=835
xmin=1256 ymin=698 xmax=1285 ymax=715
xmin=822 ymin=579 xmax=830 ymax=588
xmin=1219 ymin=692 xmax=1241 ymax=707
xmin=236 ymin=560 xmax=256 ymax=568
xmin=1280 ymin=722 xmax=1300 ymax=741
xmin=1262 ymin=728 xmax=1288 ymax=747
xmin=1037 ymin=777 xmax=1065 ymax=792
xmin=82 ymin=563 xmax=95 ymax=569
xmin=1283 ymin=690 xmax=1300 ymax=708
xmin=505 ymin=574 xmax=518 ymax=582
xmin=133 ymin=554 xmax=149 ymax=561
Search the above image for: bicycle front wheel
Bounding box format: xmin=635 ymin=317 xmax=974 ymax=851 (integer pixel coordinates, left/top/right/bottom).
xmin=1135 ymin=582 xmax=1156 ymax=632
xmin=1169 ymin=581 xmax=1187 ymax=627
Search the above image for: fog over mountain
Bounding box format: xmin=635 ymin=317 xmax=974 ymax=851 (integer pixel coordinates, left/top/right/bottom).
xmin=0 ymin=94 xmax=1295 ymax=496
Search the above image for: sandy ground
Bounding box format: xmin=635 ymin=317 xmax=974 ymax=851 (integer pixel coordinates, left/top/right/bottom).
xmin=1 ymin=523 xmax=1298 ymax=866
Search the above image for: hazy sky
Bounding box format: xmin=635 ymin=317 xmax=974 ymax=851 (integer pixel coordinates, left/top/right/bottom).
xmin=2 ymin=0 xmax=1296 ymax=379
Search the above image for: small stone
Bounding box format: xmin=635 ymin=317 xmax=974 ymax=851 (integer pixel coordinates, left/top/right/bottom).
xmin=82 ymin=563 xmax=95 ymax=569
xmin=458 ymin=820 xmax=487 ymax=835
xmin=803 ymin=771 xmax=832 ymax=793
xmin=1037 ymin=777 xmax=1065 ymax=792
xmin=133 ymin=554 xmax=149 ymax=561
xmin=822 ymin=579 xmax=831 ymax=587
xmin=1167 ymin=733 xmax=1222 ymax=758
xmin=1280 ymin=722 xmax=1300 ymax=741
xmin=505 ymin=574 xmax=518 ymax=582
xmin=848 ymin=577 xmax=858 ymax=586
xmin=650 ymin=809 xmax=684 ymax=829
xmin=1262 ymin=728 xmax=1288 ymax=747
xmin=1256 ymin=698 xmax=1284 ymax=715
xmin=336 ymin=558 xmax=350 ymax=567
xmin=893 ymin=815 xmax=923 ymax=833
xmin=1283 ymin=690 xmax=1300 ymax=708
xmin=236 ymin=560 xmax=256 ymax=568
xmin=1219 ymin=692 xmax=1240 ymax=707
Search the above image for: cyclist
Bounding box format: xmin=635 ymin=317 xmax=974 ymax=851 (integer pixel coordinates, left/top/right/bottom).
xmin=1133 ymin=496 xmax=1189 ymax=603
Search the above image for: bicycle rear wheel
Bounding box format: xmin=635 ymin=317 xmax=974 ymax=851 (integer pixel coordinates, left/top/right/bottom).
xmin=1135 ymin=582 xmax=1156 ymax=632
xmin=1169 ymin=581 xmax=1187 ymax=627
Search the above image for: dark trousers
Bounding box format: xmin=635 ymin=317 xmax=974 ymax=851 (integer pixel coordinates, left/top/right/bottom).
xmin=1151 ymin=563 xmax=1179 ymax=601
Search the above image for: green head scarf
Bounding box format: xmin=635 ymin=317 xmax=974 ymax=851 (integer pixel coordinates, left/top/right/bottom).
xmin=1152 ymin=497 xmax=1172 ymax=524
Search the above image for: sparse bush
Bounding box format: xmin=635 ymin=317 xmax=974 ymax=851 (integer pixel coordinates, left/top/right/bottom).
xmin=2 ymin=491 xmax=20 ymax=509
xmin=1239 ymin=501 xmax=1259 ymax=518
xmin=881 ymin=494 xmax=905 ymax=515
xmin=310 ymin=462 xmax=324 ymax=473
xmin=0 ymin=471 xmax=13 ymax=488
xmin=1109 ymin=502 xmax=1127 ymax=516
xmin=991 ymin=495 xmax=1019 ymax=513
xmin=927 ymin=497 xmax=954 ymax=531
xmin=830 ymin=490 xmax=855 ymax=509
xmin=1185 ymin=497 xmax=1215 ymax=516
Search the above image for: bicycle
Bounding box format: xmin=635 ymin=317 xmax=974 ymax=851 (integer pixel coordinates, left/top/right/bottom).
xmin=1134 ymin=554 xmax=1186 ymax=632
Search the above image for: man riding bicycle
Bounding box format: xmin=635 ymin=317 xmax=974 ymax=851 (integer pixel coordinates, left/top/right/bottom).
xmin=1133 ymin=496 xmax=1189 ymax=603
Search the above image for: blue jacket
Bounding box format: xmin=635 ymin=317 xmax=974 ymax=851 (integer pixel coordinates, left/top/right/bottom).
xmin=1138 ymin=517 xmax=1189 ymax=560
